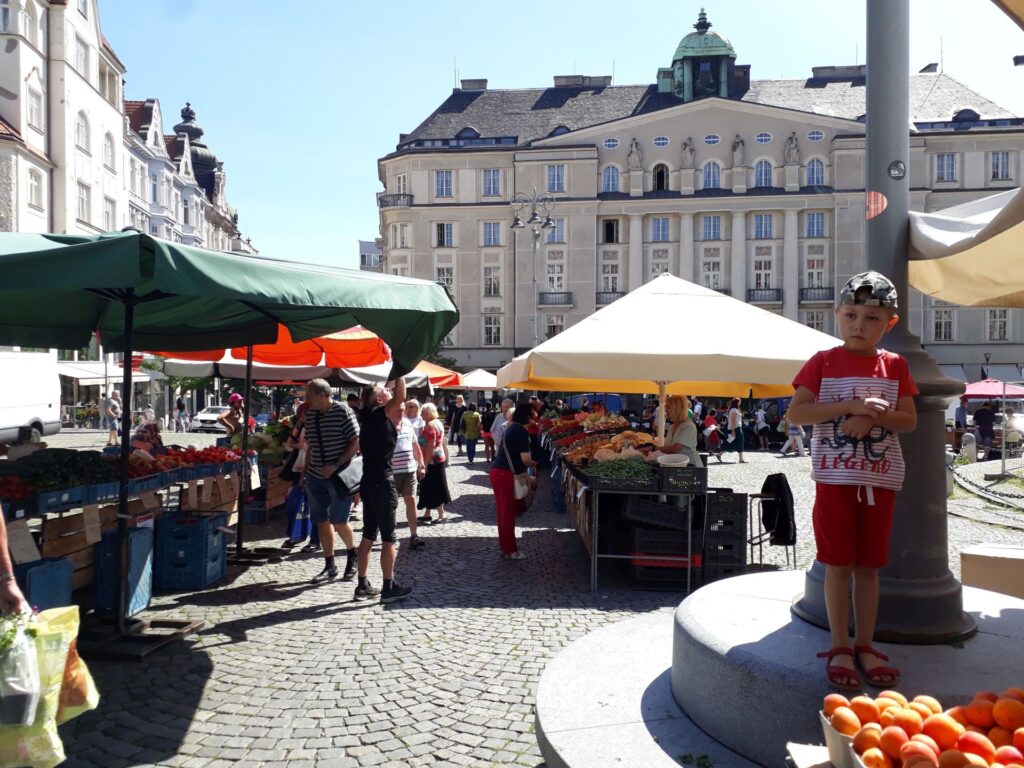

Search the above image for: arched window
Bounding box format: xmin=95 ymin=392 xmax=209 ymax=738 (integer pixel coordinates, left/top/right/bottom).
xmin=75 ymin=112 xmax=89 ymax=150
xmin=806 ymin=158 xmax=824 ymax=186
xmin=653 ymin=163 xmax=669 ymax=191
xmin=702 ymin=161 xmax=721 ymax=190
xmin=601 ymin=165 xmax=620 ymax=193
xmin=103 ymin=133 xmax=115 ymax=169
xmin=754 ymin=159 xmax=773 ymax=188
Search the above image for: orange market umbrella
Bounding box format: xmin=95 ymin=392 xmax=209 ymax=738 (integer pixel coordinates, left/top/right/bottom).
xmin=151 ymin=324 xmax=390 ymax=368
xmin=415 ymin=360 xmax=462 ymax=387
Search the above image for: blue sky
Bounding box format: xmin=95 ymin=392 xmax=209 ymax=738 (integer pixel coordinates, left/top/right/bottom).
xmin=99 ymin=0 xmax=1024 ymax=269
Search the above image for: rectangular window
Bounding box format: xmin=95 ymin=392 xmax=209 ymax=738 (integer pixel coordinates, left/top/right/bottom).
xmin=78 ymin=0 xmax=88 ymax=16
xmin=803 ymin=310 xmax=825 ymax=332
xmin=483 ymin=266 xmax=501 ymax=297
xmin=754 ymin=259 xmax=773 ymax=289
xmin=546 ymin=262 xmax=565 ymax=292
xmin=602 ymin=219 xmax=619 ymax=244
xmin=28 ymin=172 xmax=42 ymax=208
xmin=75 ymin=36 xmax=88 ymax=76
xmin=0 ymin=6 xmax=9 ymax=33
xmin=435 ymin=266 xmax=454 ymax=289
xmin=933 ymin=308 xmax=954 ymax=341
xmin=435 ymin=170 xmax=452 ymax=198
xmin=390 ymin=266 xmax=409 ymax=277
xmin=546 ymin=164 xmax=565 ymax=193
xmin=546 ymin=218 xmax=565 ymax=243
xmin=651 ymin=217 xmax=670 ymax=242
xmin=183 ymin=198 xmax=191 ymax=226
xmin=806 ymin=212 xmax=825 ymax=238
xmin=546 ymin=313 xmax=565 ymax=339
xmin=702 ymin=215 xmax=721 ymax=241
xmin=435 ymin=222 xmax=453 ymax=247
xmin=935 ymin=153 xmax=956 ymax=182
xmin=988 ymin=309 xmax=1008 ymax=341
xmin=27 ymin=90 xmax=43 ymax=130
xmin=76 ymin=181 xmax=91 ymax=222
xmin=601 ymin=262 xmax=619 ymax=292
xmin=150 ymin=175 xmax=159 ymax=204
xmin=103 ymin=197 xmax=115 ymax=230
xmin=702 ymin=256 xmax=722 ymax=290
xmin=394 ymin=173 xmax=407 ymax=194
xmin=483 ymin=316 xmax=502 ymax=346
xmin=482 ymin=221 xmax=501 ymax=247
xmin=991 ymin=151 xmax=1011 ymax=181
xmin=754 ymin=214 xmax=773 ymax=239
xmin=482 ymin=168 xmax=501 ymax=196
xmin=805 ymin=257 xmax=825 ymax=288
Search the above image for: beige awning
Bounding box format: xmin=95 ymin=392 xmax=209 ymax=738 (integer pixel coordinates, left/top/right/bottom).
xmin=909 ymin=188 xmax=1024 ymax=307
xmin=992 ymin=0 xmax=1024 ymax=31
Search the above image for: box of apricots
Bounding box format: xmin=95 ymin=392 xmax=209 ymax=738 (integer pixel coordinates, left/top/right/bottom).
xmin=821 ymin=688 xmax=1024 ymax=768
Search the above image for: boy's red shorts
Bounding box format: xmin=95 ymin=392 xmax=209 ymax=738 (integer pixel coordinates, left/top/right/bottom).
xmin=812 ymin=483 xmax=897 ymax=568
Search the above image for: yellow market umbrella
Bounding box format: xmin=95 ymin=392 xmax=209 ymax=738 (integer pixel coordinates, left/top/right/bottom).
xmin=992 ymin=0 xmax=1024 ymax=31
xmin=497 ymin=274 xmax=839 ymax=437
xmin=909 ymin=188 xmax=1024 ymax=307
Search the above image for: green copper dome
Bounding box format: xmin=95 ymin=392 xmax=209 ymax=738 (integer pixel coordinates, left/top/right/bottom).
xmin=673 ymin=8 xmax=736 ymax=62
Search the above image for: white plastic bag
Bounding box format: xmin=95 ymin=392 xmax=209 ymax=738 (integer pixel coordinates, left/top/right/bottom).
xmin=0 ymin=612 xmax=40 ymax=727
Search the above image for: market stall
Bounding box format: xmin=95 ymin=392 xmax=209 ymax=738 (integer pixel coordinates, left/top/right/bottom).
xmin=0 ymin=230 xmax=458 ymax=656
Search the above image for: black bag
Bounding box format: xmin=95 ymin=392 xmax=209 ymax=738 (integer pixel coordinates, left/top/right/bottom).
xmin=759 ymin=472 xmax=796 ymax=546
xmin=278 ymin=449 xmax=302 ymax=482
xmin=312 ymin=410 xmax=362 ymax=496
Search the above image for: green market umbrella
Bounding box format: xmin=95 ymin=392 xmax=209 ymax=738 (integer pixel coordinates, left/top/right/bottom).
xmin=0 ymin=231 xmax=459 ymax=647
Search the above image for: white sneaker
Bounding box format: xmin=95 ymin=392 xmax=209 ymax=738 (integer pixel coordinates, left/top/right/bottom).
xmin=503 ymin=551 xmax=526 ymax=560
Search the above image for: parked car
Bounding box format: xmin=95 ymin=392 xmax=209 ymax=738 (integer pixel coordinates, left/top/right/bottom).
xmin=253 ymin=413 xmax=271 ymax=432
xmin=189 ymin=406 xmax=231 ymax=433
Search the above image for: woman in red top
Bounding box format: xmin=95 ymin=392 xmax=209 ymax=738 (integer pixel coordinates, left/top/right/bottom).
xmin=417 ymin=403 xmax=451 ymax=524
xmin=703 ymin=408 xmax=724 ymax=463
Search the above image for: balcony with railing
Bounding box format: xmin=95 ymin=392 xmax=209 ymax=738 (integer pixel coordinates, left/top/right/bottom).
xmin=747 ymin=288 xmax=783 ymax=303
xmin=595 ymin=291 xmax=625 ymax=305
xmin=799 ymin=286 xmax=834 ymax=303
xmin=539 ymin=291 xmax=574 ymax=307
xmin=377 ymin=193 xmax=414 ymax=209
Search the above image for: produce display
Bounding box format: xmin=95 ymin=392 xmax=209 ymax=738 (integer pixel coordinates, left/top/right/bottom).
xmin=231 ymin=431 xmax=285 ymax=462
xmin=823 ymin=687 xmax=1024 ymax=768
xmin=582 ymin=457 xmax=657 ymax=482
xmin=591 ymin=431 xmax=658 ymax=462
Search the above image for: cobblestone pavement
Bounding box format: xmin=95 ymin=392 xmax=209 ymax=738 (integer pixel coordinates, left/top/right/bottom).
xmin=45 ymin=433 xmax=1023 ymax=767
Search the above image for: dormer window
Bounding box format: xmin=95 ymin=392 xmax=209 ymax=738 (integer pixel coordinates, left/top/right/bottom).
xmin=952 ymin=108 xmax=980 ymax=123
xmin=456 ymin=127 xmax=480 ymax=139
xmin=549 ymin=125 xmax=570 ymax=137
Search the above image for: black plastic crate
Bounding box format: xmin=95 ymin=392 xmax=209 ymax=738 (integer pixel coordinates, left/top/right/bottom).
xmin=703 ymin=539 xmax=745 ymax=566
xmin=622 ymin=496 xmax=692 ymax=530
xmin=659 ymin=466 xmax=708 ymax=494
xmin=704 ymin=512 xmax=746 ymax=539
xmin=631 ymin=526 xmax=698 ymax=554
xmin=632 ymin=565 xmax=703 ymax=592
xmin=706 ymin=490 xmax=747 ymax=519
xmin=703 ymin=564 xmax=747 ymax=585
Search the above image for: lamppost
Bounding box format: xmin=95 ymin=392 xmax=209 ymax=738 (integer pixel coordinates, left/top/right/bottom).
xmin=511 ymin=189 xmax=556 ymax=349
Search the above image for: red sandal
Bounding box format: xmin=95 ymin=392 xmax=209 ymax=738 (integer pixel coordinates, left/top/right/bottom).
xmin=854 ymin=645 xmax=901 ymax=687
xmin=817 ymin=647 xmax=862 ymax=691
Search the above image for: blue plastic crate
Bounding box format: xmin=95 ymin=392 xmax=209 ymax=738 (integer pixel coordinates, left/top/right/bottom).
xmin=14 ymin=557 xmax=72 ymax=611
xmin=90 ymin=481 xmax=120 ymax=504
xmin=96 ymin=526 xmax=153 ymax=618
xmin=158 ymin=469 xmax=180 ymax=487
xmin=155 ymin=514 xmax=225 ymax=559
xmin=37 ymin=487 xmax=84 ymax=513
xmin=241 ymin=501 xmax=266 ymax=524
xmin=154 ymin=550 xmax=225 ymax=591
xmin=1 ymin=498 xmax=34 ymax=520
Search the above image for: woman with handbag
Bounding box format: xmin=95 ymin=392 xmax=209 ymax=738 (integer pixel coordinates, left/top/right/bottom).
xmin=489 ymin=398 xmax=537 ymax=560
xmin=416 ymin=403 xmax=451 ymax=524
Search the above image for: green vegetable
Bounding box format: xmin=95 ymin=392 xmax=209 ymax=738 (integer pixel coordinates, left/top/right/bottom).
xmin=585 ymin=457 xmax=655 ymax=479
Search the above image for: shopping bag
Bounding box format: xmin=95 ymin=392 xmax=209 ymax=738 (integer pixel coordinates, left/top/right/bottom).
xmin=55 ymin=636 xmax=98 ymax=725
xmin=286 ymin=486 xmax=312 ymax=542
xmin=0 ymin=612 xmax=40 ymax=727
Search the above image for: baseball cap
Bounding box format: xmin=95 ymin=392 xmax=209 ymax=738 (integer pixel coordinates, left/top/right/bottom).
xmin=838 ymin=270 xmax=898 ymax=309
xmin=228 ymin=393 xmax=243 ymax=404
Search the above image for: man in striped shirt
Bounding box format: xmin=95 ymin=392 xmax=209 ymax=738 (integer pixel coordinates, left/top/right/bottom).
xmin=304 ymin=378 xmax=361 ymax=584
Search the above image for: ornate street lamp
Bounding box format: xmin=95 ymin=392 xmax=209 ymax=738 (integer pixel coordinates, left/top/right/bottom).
xmin=511 ymin=189 xmax=556 ymax=348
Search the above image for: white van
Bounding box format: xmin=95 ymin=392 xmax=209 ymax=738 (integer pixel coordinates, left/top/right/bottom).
xmin=0 ymin=349 xmax=62 ymax=442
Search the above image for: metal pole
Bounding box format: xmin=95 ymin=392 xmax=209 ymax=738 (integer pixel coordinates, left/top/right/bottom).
xmin=115 ymin=291 xmax=135 ymax=636
xmin=236 ymin=345 xmax=254 ymax=555
xmin=793 ymin=0 xmax=974 ymax=642
xmin=533 ymin=231 xmax=540 ymax=346
xmin=1002 ymin=381 xmax=1007 ymax=477
xmin=656 ymin=382 xmax=668 ymax=441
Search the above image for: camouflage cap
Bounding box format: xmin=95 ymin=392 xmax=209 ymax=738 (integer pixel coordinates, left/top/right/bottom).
xmin=838 ymin=270 xmax=898 ymax=309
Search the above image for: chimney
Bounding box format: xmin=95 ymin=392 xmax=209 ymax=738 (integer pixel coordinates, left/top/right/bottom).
xmin=810 ymin=65 xmax=867 ymax=81
xmin=919 ymin=62 xmax=939 ymax=73
xmin=552 ymin=75 xmax=611 ymax=88
xmin=1014 ymin=55 xmax=1024 ymax=67
xmin=460 ymin=78 xmax=488 ymax=90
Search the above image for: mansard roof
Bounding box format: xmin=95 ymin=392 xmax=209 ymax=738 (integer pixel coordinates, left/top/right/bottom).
xmin=397 ymin=72 xmax=1016 ymax=149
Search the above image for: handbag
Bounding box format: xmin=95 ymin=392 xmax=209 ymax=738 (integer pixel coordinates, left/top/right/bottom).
xmin=312 ymin=409 xmax=362 ymax=496
xmin=503 ymin=428 xmax=535 ymax=501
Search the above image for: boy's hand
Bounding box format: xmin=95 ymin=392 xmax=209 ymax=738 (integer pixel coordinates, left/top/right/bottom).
xmin=848 ymin=398 xmax=888 ymax=418
xmin=863 ymin=397 xmax=891 ymax=414
xmin=842 ymin=415 xmax=877 ymax=439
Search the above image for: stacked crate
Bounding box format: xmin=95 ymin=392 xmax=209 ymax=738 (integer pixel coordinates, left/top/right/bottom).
xmin=153 ymin=514 xmax=227 ymax=591
xmin=702 ymin=490 xmax=748 ymax=585
xmin=623 ymin=496 xmax=703 ymax=591
xmin=95 ymin=526 xmax=153 ymax=618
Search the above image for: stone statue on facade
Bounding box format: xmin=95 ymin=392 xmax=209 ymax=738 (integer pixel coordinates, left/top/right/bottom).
xmin=628 ymin=138 xmax=643 ymax=171
xmin=785 ymin=132 xmax=800 ymax=164
xmin=681 ymin=137 xmax=695 ymax=169
xmin=731 ymin=134 xmax=745 ymax=166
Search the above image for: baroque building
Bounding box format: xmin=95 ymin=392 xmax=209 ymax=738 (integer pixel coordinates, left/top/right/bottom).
xmin=376 ymin=9 xmax=1024 ymax=381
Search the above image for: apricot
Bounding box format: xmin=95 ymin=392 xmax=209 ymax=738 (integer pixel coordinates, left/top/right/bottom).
xmin=991 ymin=729 xmax=1015 ymax=748
xmin=862 ymin=747 xmax=895 ymax=768
xmin=881 ymin=707 xmax=900 ymax=728
xmin=912 ymin=702 xmax=941 ymax=720
xmin=963 ymin=755 xmax=990 ymax=768
xmin=881 ymin=690 xmax=909 ymax=706
xmin=968 ymin=726 xmax=989 ymax=735
xmin=906 ymin=757 xmax=941 ymax=768
xmin=1015 ymin=728 xmax=1024 ymax=752
xmin=893 ymin=708 xmax=926 ymax=737
xmin=994 ymin=700 xmax=1024 ymax=732
xmin=915 ymin=696 xmax=945 ymax=715
xmin=832 ymin=706 xmax=862 ymax=736
xmin=824 ymin=693 xmax=852 ymax=717
xmin=976 ymin=692 xmax=1001 ymax=703
xmin=880 ymin=725 xmax=911 ymax=759
xmin=1003 ymin=690 xmax=1024 ymax=704
xmin=949 ymin=707 xmax=973 ymax=726
xmin=855 ymin=723 xmax=884 ymax=755
xmin=925 ymin=714 xmax=965 ymax=751
xmin=959 ymin=731 xmax=998 ymax=764
xmin=996 ymin=747 xmax=1024 ymax=765
xmin=901 ymin=741 xmax=940 ymax=765
xmin=851 ymin=696 xmax=883 ymax=725
xmin=912 ymin=734 xmax=942 ymax=756
xmin=939 ymin=750 xmax=972 ymax=768
xmin=969 ymin=699 xmax=998 ymax=729
xmin=877 ymin=697 xmax=902 ymax=713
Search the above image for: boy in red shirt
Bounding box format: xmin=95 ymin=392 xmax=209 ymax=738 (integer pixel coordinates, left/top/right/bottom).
xmin=786 ymin=271 xmax=918 ymax=690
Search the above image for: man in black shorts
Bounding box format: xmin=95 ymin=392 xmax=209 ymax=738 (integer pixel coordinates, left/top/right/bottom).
xmin=354 ymin=376 xmax=413 ymax=604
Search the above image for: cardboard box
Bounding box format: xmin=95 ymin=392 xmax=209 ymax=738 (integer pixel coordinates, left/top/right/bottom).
xmin=960 ymin=544 xmax=1024 ymax=599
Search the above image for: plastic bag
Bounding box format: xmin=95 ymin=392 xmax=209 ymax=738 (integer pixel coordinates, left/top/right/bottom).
xmin=55 ymin=636 xmax=98 ymax=725
xmin=0 ymin=612 xmax=40 ymax=727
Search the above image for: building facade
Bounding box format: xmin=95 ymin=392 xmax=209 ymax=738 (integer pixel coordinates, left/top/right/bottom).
xmin=377 ymin=10 xmax=1024 ymax=379
xmin=359 ymin=238 xmax=383 ymax=271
